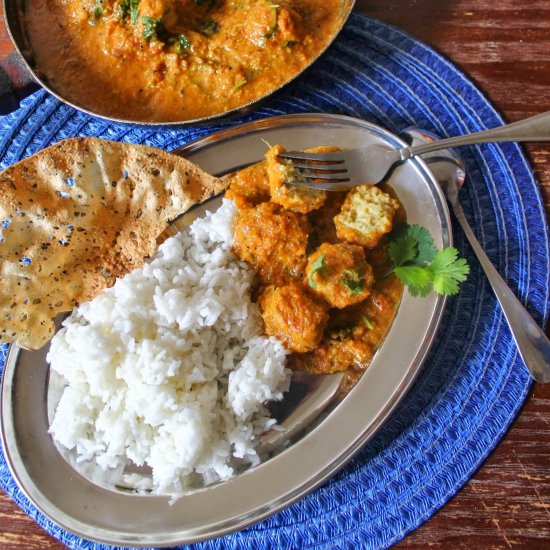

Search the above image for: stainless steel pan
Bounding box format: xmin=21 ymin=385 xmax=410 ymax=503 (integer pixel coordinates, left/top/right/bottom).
xmin=0 ymin=0 xmax=355 ymax=125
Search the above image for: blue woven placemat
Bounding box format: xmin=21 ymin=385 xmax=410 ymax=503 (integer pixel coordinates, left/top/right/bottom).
xmin=1 ymin=12 xmax=549 ymax=550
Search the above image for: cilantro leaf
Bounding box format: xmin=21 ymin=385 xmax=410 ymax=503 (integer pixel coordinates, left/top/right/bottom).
xmin=362 ymin=315 xmax=375 ymax=330
xmin=264 ymin=3 xmax=278 ymax=38
xmin=142 ymin=16 xmax=165 ymax=41
xmin=340 ymin=269 xmax=364 ymax=294
xmin=430 ymin=248 xmax=470 ymax=296
xmin=388 ymin=224 xmax=469 ymax=297
xmin=406 ymin=224 xmax=437 ymax=265
xmin=130 ymin=0 xmax=140 ymax=24
xmin=174 ymin=33 xmax=191 ymax=54
xmin=388 ymin=224 xmax=437 ymax=268
xmin=119 ymin=0 xmax=140 ymax=23
xmin=388 ymin=235 xmax=417 ymax=267
xmin=310 ymin=253 xmax=325 ymax=273
xmin=429 ymin=246 xmax=459 ymax=271
xmin=394 ymin=265 xmax=433 ymax=297
xmin=231 ymin=79 xmax=247 ymax=92
xmin=119 ymin=0 xmax=129 ymax=19
xmin=89 ymin=0 xmax=103 ymax=24
xmin=308 ymin=253 xmax=326 ymax=289
xmin=197 ymin=19 xmax=219 ymax=36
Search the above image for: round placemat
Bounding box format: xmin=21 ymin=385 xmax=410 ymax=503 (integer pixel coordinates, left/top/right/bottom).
xmin=1 ymin=12 xmax=549 ymax=550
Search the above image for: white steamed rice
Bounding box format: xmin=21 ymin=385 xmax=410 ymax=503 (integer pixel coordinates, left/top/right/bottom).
xmin=47 ymin=199 xmax=290 ymax=493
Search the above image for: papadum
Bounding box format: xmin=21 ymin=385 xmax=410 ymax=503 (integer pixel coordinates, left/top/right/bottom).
xmin=0 ymin=137 xmax=225 ymax=350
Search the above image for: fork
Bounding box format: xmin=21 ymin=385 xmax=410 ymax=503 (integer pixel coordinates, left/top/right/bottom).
xmin=279 ymin=111 xmax=550 ymax=189
xmin=281 ymin=118 xmax=550 ymax=383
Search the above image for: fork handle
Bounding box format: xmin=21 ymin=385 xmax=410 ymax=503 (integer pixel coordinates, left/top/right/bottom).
xmin=404 ymin=111 xmax=550 ymax=158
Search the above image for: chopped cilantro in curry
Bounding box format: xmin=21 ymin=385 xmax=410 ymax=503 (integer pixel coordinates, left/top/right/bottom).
xmin=264 ymin=2 xmax=279 ymax=38
xmin=231 ymin=79 xmax=248 ymax=92
xmin=197 ymin=19 xmax=219 ymax=36
xmin=362 ymin=316 xmax=375 ymax=330
xmin=119 ymin=0 xmax=139 ymax=23
xmin=308 ymin=253 xmax=326 ymax=289
xmin=228 ymin=144 xmax=465 ymax=384
xmin=174 ymin=33 xmax=191 ymax=54
xmin=340 ymin=269 xmax=364 ymax=295
xmin=141 ymin=16 xmax=165 ymax=40
xmin=26 ymin=0 xmax=344 ymax=121
xmin=89 ymin=0 xmax=104 ymax=24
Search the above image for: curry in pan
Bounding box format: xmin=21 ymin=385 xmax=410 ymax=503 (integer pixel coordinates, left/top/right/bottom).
xmin=26 ymin=0 xmax=343 ymax=122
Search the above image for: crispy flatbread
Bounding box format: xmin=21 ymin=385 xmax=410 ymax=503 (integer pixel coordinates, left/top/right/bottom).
xmin=0 ymin=137 xmax=226 ymax=350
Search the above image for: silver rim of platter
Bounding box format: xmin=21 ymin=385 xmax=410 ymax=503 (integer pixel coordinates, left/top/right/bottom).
xmin=1 ymin=114 xmax=451 ymax=546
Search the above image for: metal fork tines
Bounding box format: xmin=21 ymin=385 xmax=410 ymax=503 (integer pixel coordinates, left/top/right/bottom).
xmin=278 ymin=109 xmax=550 ymax=191
xmin=278 ymin=151 xmax=353 ymax=189
xmin=278 ymin=151 xmax=345 ymax=162
xmin=278 ymin=145 xmax=401 ymax=190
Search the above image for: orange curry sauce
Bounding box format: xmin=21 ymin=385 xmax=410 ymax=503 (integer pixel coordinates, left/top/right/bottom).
xmin=26 ymin=0 xmax=343 ymax=122
xmin=227 ymin=153 xmax=404 ymax=386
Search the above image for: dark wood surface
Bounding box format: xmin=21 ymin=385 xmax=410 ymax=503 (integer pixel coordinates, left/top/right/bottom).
xmin=1 ymin=1 xmax=549 ymax=548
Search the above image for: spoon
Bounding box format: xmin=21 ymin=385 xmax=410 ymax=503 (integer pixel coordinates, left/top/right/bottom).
xmin=406 ymin=128 xmax=550 ymax=383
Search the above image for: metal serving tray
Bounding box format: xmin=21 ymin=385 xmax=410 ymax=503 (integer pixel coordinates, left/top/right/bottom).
xmin=1 ymin=114 xmax=451 ymax=546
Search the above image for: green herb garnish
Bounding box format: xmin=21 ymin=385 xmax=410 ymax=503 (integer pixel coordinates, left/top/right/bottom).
xmin=197 ymin=19 xmax=219 ymax=36
xmin=130 ymin=0 xmax=139 ymax=24
xmin=329 ymin=326 xmax=353 ymax=342
xmin=119 ymin=0 xmax=140 ymax=23
xmin=308 ymin=253 xmax=326 ymax=289
xmin=140 ymin=16 xmax=190 ymax=52
xmin=264 ymin=2 xmax=278 ymax=38
xmin=362 ymin=316 xmax=375 ymax=330
xmin=340 ymin=269 xmax=364 ymax=294
xmin=388 ymin=223 xmax=469 ymax=296
xmin=231 ymin=79 xmax=247 ymax=92
xmin=142 ymin=16 xmax=165 ymax=41
xmin=119 ymin=0 xmax=129 ymax=19
xmin=171 ymin=33 xmax=191 ymax=55
xmin=430 ymin=247 xmax=470 ymax=296
xmin=90 ymin=0 xmax=103 ymax=24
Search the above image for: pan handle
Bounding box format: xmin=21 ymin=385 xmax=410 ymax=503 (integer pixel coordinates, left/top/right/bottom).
xmin=0 ymin=51 xmax=39 ymax=115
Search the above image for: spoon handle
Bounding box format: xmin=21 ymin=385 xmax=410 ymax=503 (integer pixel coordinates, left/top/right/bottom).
xmin=408 ymin=111 xmax=550 ymax=156
xmin=453 ymin=202 xmax=550 ymax=383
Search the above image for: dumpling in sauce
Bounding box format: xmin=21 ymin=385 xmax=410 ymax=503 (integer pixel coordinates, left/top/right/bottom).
xmin=259 ymin=283 xmax=328 ymax=353
xmin=233 ymin=201 xmax=310 ymax=286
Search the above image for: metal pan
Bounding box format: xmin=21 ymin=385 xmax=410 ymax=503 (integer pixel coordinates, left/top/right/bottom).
xmin=0 ymin=0 xmax=355 ymax=125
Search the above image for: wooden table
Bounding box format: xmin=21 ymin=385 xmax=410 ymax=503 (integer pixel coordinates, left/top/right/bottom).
xmin=0 ymin=1 xmax=549 ymax=547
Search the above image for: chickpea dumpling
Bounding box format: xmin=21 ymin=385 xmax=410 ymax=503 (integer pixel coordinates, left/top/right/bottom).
xmin=233 ymin=201 xmax=310 ymax=286
xmin=306 ymin=242 xmax=374 ymax=309
xmin=334 ymin=184 xmax=400 ymax=248
xmin=258 ymin=283 xmax=329 ymax=353
xmin=265 ymin=144 xmax=341 ymax=214
xmin=225 ymin=161 xmax=271 ymax=210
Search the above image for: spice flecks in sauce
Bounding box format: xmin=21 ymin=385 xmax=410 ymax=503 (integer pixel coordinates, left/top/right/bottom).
xmin=229 ymin=146 xmax=404 ymax=382
xmin=26 ymin=0 xmax=343 ymax=122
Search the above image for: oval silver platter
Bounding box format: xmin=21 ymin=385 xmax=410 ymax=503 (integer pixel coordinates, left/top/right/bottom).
xmin=1 ymin=113 xmax=451 ymax=546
